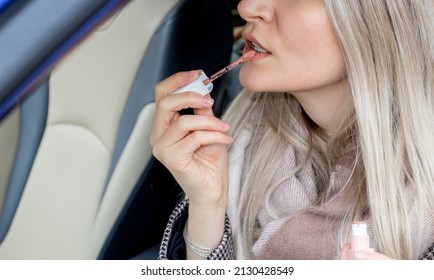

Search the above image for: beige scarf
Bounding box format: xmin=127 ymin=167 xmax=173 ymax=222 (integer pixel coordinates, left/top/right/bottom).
xmin=227 ymin=129 xmax=434 ymax=259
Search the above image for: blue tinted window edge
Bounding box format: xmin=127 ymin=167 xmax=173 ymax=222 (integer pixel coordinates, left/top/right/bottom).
xmin=0 ymin=0 xmax=129 ymax=122
xmin=0 ymin=0 xmax=14 ymax=12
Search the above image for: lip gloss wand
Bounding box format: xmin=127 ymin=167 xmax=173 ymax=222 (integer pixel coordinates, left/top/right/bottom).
xmin=205 ymin=50 xmax=256 ymax=84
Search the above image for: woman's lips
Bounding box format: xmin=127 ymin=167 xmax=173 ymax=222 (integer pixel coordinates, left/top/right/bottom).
xmin=242 ymin=33 xmax=271 ymax=61
xmin=251 ymin=41 xmax=270 ymax=54
xmin=243 ymin=39 xmax=271 ymax=61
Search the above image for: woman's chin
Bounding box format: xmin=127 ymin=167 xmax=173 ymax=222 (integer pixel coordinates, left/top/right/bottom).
xmin=238 ymin=70 xmax=265 ymax=92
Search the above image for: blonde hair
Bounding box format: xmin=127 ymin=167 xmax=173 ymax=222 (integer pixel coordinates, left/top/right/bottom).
xmin=223 ymin=0 xmax=434 ymax=259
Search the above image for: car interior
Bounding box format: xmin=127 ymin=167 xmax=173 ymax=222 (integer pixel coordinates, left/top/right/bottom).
xmin=0 ymin=0 xmax=245 ymax=259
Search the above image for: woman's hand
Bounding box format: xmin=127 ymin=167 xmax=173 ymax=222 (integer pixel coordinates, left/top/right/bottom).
xmin=341 ymin=243 xmax=392 ymax=260
xmin=151 ymin=70 xmax=232 ymax=258
xmin=150 ymin=70 xmax=233 ymax=209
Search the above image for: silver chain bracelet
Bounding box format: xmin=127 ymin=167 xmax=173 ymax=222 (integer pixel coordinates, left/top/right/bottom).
xmin=183 ymin=232 xmax=217 ymax=259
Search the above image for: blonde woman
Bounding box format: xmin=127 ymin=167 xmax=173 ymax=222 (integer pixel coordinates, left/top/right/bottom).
xmin=150 ymin=0 xmax=434 ymax=260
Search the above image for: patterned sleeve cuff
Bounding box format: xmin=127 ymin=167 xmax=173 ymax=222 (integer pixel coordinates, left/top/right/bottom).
xmin=207 ymin=212 xmax=233 ymax=260
xmin=419 ymin=243 xmax=434 ymax=260
xmin=158 ymin=199 xmax=234 ymax=260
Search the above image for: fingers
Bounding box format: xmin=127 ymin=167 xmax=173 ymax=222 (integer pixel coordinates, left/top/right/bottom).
xmin=151 ymin=71 xmax=230 ymax=166
xmin=341 ymin=243 xmax=350 ymax=260
xmin=152 ymin=114 xmax=232 ymax=164
xmin=341 ymin=242 xmax=392 ymax=260
xmin=177 ymin=131 xmax=233 ymax=160
xmin=152 ymin=117 xmax=233 ymax=172
xmin=155 ymin=70 xmax=203 ymax=101
xmin=154 ymin=130 xmax=232 ymax=168
xmin=154 ymin=114 xmax=231 ymax=149
xmin=194 ymin=94 xmax=214 ymax=117
xmin=158 ymin=91 xmax=214 ymax=115
xmin=357 ymin=251 xmax=391 ymax=260
xmin=151 ymin=89 xmax=214 ymax=147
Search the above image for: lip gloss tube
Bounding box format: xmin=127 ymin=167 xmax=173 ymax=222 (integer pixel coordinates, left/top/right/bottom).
xmin=172 ymin=71 xmax=214 ymax=95
xmin=172 ymin=51 xmax=256 ymax=95
xmin=347 ymin=221 xmax=374 ymax=259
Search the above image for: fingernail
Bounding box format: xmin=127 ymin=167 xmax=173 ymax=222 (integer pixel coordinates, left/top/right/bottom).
xmin=222 ymin=122 xmax=230 ymax=130
xmin=190 ymin=70 xmax=203 ymax=78
xmin=202 ymin=97 xmax=214 ymax=106
xmin=184 ymin=70 xmax=201 ymax=78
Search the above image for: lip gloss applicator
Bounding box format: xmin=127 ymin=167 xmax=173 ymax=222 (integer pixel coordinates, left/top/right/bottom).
xmin=206 ymin=50 xmax=256 ymax=84
xmin=173 ymin=51 xmax=256 ymax=95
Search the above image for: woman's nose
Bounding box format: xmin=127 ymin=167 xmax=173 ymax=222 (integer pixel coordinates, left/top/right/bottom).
xmin=237 ymin=0 xmax=274 ymax=24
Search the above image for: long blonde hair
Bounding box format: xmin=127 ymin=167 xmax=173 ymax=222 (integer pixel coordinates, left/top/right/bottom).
xmin=223 ymin=0 xmax=434 ymax=259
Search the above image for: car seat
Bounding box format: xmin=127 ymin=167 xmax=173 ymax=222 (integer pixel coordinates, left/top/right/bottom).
xmin=0 ymin=0 xmax=232 ymax=259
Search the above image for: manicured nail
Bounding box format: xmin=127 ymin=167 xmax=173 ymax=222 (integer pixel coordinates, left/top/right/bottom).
xmin=184 ymin=70 xmax=201 ymax=79
xmin=202 ymin=97 xmax=214 ymax=106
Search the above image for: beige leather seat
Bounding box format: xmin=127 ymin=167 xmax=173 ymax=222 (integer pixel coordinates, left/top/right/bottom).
xmin=0 ymin=0 xmax=232 ymax=259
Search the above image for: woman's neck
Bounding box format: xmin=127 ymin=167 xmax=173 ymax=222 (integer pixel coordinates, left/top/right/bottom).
xmin=291 ymin=78 xmax=351 ymax=134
